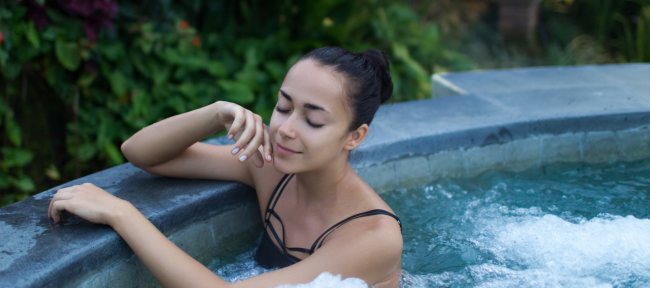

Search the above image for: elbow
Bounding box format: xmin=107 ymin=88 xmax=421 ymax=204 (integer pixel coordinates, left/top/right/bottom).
xmin=120 ymin=139 xmax=142 ymax=168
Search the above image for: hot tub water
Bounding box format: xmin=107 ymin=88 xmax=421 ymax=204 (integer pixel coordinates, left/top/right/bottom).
xmin=209 ymin=160 xmax=650 ymax=287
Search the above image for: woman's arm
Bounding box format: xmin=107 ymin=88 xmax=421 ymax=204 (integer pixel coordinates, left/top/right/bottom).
xmin=48 ymin=184 xmax=402 ymax=288
xmin=120 ymin=101 xmax=272 ymax=186
xmin=48 ymin=183 xmax=229 ymax=287
xmin=121 ymin=101 xmax=225 ymax=168
xmin=111 ymin=200 xmax=231 ymax=288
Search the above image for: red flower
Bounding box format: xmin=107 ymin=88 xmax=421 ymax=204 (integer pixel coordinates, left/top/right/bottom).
xmin=0 ymin=32 xmax=3 ymax=45
xmin=180 ymin=21 xmax=189 ymax=30
xmin=192 ymin=36 xmax=200 ymax=47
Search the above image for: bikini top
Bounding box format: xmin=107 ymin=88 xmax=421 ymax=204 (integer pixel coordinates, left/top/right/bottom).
xmin=254 ymin=174 xmax=402 ymax=269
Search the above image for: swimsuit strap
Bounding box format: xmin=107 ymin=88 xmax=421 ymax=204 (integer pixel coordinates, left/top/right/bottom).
xmin=265 ymin=174 xmax=294 ymax=222
xmin=306 ymin=209 xmax=402 ymax=254
xmin=263 ymin=174 xmax=402 ymax=257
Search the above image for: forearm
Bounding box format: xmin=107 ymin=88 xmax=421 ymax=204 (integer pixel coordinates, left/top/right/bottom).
xmin=121 ymin=102 xmax=225 ymax=167
xmin=111 ymin=203 xmax=231 ymax=288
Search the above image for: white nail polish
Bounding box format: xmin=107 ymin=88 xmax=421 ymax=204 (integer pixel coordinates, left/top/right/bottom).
xmin=267 ymin=155 xmax=272 ymax=161
xmin=228 ymin=134 xmax=233 ymax=139
xmin=232 ymin=148 xmax=239 ymax=155
xmin=239 ymin=155 xmax=247 ymax=162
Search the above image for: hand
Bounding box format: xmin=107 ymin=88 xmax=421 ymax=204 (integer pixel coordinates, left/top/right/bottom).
xmin=48 ymin=183 xmax=130 ymax=226
xmin=215 ymin=101 xmax=272 ymax=168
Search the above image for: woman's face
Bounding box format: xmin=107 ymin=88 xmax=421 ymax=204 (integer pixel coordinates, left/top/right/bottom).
xmin=269 ymin=59 xmax=356 ymax=174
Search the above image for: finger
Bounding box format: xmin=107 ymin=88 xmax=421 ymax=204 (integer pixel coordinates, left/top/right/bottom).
xmin=239 ymin=115 xmax=264 ymax=162
xmin=227 ymin=107 xmax=246 ymax=141
xmin=232 ymin=127 xmax=245 ymax=143
xmin=51 ymin=200 xmax=71 ymax=223
xmin=233 ymin=111 xmax=256 ymax=157
xmin=263 ymin=124 xmax=272 ymax=163
xmin=49 ymin=186 xmax=75 ymax=219
xmin=250 ymin=150 xmax=264 ymax=168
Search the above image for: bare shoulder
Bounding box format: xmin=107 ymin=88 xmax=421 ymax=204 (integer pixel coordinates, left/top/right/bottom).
xmin=313 ymin=210 xmax=403 ymax=285
xmin=327 ymin=210 xmax=403 ymax=250
xmin=337 ymin=174 xmax=402 ymax=245
xmin=246 ymin=160 xmax=286 ymax=213
xmin=328 ymin=176 xmax=404 ymax=264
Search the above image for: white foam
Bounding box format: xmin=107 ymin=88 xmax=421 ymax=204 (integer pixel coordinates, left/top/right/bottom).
xmin=475 ymin=208 xmax=650 ymax=275
xmin=213 ymin=252 xmax=368 ymax=288
xmin=404 ymin=206 xmax=650 ymax=287
xmin=275 ymin=272 xmax=368 ymax=288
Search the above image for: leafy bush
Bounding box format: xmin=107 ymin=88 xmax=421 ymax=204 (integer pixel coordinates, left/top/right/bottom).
xmin=548 ymin=0 xmax=650 ymax=62
xmin=0 ymin=0 xmax=469 ymax=207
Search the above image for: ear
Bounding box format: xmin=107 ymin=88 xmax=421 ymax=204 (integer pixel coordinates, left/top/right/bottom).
xmin=344 ymin=124 xmax=369 ymax=151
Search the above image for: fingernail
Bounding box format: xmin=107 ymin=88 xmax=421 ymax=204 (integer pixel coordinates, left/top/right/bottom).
xmin=239 ymin=155 xmax=247 ymax=162
xmin=228 ymin=134 xmax=233 ymax=139
xmin=267 ymin=155 xmax=272 ymax=161
xmin=232 ymin=148 xmax=239 ymax=155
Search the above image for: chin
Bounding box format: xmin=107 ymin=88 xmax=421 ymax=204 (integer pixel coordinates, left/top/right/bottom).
xmin=273 ymin=155 xmax=319 ymax=175
xmin=272 ymin=157 xmax=300 ymax=175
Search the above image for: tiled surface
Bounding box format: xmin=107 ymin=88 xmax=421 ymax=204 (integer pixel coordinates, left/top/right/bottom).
xmin=358 ymin=127 xmax=650 ymax=192
xmin=395 ymin=157 xmax=431 ymax=188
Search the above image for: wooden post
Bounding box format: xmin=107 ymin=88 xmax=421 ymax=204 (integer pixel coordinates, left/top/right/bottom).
xmin=493 ymin=0 xmax=542 ymax=40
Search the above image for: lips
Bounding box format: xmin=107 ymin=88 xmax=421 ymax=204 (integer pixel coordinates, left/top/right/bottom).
xmin=276 ymin=143 xmax=300 ymax=155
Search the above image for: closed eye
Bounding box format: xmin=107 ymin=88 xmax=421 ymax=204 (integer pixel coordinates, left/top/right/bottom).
xmin=276 ymin=106 xmax=323 ymax=128
xmin=306 ymin=119 xmax=324 ymax=128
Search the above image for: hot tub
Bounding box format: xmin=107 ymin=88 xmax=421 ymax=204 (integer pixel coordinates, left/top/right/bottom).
xmin=1 ymin=64 xmax=649 ymax=287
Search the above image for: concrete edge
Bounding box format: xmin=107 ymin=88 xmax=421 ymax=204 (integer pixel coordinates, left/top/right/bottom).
xmin=431 ymin=73 xmax=468 ymax=98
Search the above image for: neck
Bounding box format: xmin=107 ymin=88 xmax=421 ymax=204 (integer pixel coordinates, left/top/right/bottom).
xmin=293 ymin=155 xmax=355 ymax=208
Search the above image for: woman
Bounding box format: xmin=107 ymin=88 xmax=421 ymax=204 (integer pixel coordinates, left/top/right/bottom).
xmin=48 ymin=47 xmax=403 ymax=288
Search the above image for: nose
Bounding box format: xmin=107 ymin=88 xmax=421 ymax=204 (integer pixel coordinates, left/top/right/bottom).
xmin=278 ymin=113 xmax=298 ymax=139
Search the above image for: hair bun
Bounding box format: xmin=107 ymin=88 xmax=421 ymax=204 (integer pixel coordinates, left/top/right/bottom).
xmin=360 ymin=50 xmax=393 ymax=104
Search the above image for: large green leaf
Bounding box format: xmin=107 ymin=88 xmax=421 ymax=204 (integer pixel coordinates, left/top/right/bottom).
xmin=218 ymin=80 xmax=255 ymax=105
xmin=167 ymin=96 xmax=187 ymax=114
xmin=1 ymin=147 xmax=33 ymax=167
xmin=41 ymin=26 xmax=61 ymax=41
xmin=102 ymin=42 xmax=126 ymax=61
xmin=130 ymin=51 xmax=150 ymax=78
xmin=264 ymin=61 xmax=286 ymax=80
xmin=10 ymin=174 xmax=35 ymax=192
xmin=178 ymin=82 xmax=197 ymax=99
xmin=76 ymin=73 xmax=97 ymax=87
xmin=131 ymin=89 xmax=151 ymax=117
xmin=55 ymin=38 xmax=80 ymax=71
xmin=207 ymin=61 xmax=226 ymax=77
xmin=150 ymin=62 xmax=171 ymax=87
xmin=25 ymin=21 xmax=41 ymax=49
xmin=108 ymin=71 xmax=128 ymax=96
xmin=105 ymin=143 xmax=125 ymax=165
xmin=78 ymin=142 xmax=97 ymax=161
xmin=5 ymin=119 xmax=21 ymax=146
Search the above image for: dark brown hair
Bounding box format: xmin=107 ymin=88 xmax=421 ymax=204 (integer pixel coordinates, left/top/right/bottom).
xmin=297 ymin=47 xmax=393 ymax=130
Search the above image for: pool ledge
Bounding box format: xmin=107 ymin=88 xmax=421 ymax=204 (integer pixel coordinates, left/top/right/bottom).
xmin=1 ymin=64 xmax=650 ymax=287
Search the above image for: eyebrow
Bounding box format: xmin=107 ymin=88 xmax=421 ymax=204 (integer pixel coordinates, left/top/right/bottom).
xmin=280 ymin=89 xmax=328 ymax=112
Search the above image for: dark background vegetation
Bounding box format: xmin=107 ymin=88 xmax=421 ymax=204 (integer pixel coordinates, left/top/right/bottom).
xmin=0 ymin=0 xmax=648 ymax=207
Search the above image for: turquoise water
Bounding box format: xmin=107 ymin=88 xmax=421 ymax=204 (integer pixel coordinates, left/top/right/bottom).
xmin=210 ymin=160 xmax=650 ymax=287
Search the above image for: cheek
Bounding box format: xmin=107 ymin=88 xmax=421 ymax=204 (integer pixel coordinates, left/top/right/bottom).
xmin=303 ymin=128 xmax=347 ymax=156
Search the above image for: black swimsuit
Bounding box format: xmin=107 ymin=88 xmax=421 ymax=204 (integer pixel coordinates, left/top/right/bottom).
xmin=254 ymin=174 xmax=403 ymax=269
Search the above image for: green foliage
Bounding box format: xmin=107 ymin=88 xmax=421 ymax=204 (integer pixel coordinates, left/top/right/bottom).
xmin=0 ymin=0 xmax=467 ymax=207
xmin=564 ymin=0 xmax=650 ymax=62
